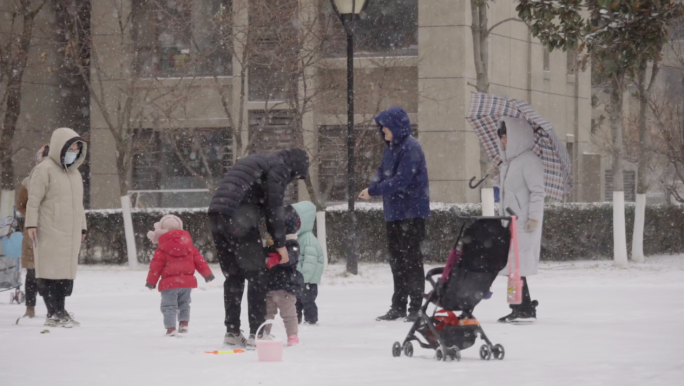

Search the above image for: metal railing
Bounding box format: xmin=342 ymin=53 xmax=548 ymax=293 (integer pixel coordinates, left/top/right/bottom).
xmin=128 ymin=189 xmax=211 ymax=209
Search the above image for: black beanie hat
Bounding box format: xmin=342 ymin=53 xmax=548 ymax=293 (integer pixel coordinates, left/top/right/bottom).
xmin=284 ymin=205 xmax=301 ymax=235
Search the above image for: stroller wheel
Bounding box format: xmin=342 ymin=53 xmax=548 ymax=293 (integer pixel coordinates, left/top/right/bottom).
xmin=492 ymin=344 xmax=505 ymax=360
xmin=435 ymin=347 xmax=445 ymax=361
xmin=17 ymin=291 xmax=25 ymax=304
xmin=402 ymin=342 xmax=414 ymax=357
xmin=446 ymin=346 xmax=461 ymax=362
xmin=392 ymin=342 xmax=402 ymax=357
xmin=479 ymin=344 xmax=492 ymax=360
xmin=9 ymin=292 xmax=15 ymax=304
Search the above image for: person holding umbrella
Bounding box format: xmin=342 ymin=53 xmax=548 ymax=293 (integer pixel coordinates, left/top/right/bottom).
xmin=467 ymin=92 xmax=572 ymax=323
xmin=493 ymin=118 xmax=545 ymax=322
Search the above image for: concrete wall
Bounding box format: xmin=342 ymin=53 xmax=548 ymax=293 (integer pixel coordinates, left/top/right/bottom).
xmin=417 ymin=0 xmax=593 ymax=203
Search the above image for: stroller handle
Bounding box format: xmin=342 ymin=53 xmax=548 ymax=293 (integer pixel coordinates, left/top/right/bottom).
xmin=449 ymin=207 xmax=516 ymax=221
xmin=425 ymin=267 xmax=445 ymax=288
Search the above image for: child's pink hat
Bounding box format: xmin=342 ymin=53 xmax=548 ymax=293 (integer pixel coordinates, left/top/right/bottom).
xmin=147 ymin=215 xmax=184 ymax=244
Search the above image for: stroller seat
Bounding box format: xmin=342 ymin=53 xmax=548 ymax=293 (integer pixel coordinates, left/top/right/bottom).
xmin=392 ymin=213 xmax=513 ymax=362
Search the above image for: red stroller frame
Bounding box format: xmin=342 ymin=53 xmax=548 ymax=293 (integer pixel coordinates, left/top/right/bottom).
xmin=391 ymin=208 xmax=517 ymax=362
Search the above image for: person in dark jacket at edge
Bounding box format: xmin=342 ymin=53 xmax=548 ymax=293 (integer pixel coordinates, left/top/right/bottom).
xmin=358 ymin=106 xmax=430 ymax=323
xmin=208 ymin=148 xmax=309 ymax=349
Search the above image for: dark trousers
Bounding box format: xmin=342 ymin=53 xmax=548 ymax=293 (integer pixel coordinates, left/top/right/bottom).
xmin=38 ymin=278 xmax=74 ymax=317
xmin=209 ymin=211 xmax=268 ymax=335
xmin=510 ymin=277 xmax=534 ymax=311
xmin=296 ymin=283 xmax=318 ymax=324
xmin=386 ymin=218 xmax=426 ymax=313
xmin=25 ymin=269 xmax=37 ymax=307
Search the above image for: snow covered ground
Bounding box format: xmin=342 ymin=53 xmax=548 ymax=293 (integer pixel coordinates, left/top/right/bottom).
xmin=1 ymin=257 xmax=683 ymax=386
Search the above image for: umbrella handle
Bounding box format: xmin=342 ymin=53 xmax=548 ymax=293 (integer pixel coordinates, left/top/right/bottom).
xmin=468 ymin=175 xmax=488 ymax=189
xmin=534 ymin=127 xmax=550 ymax=138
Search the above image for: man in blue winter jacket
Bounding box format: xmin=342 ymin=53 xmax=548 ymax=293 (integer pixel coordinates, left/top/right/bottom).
xmin=359 ymin=106 xmax=430 ymax=323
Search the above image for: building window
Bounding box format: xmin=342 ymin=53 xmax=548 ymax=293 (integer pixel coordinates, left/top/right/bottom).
xmin=247 ymin=0 xmax=298 ymax=101
xmin=321 ymin=0 xmax=418 ymax=57
xmin=543 ymin=47 xmax=550 ymax=72
xmin=318 ymin=125 xmax=417 ymax=203
xmin=604 ymin=170 xmax=636 ymax=202
xmin=132 ymin=0 xmax=233 ymax=78
xmin=248 ymin=110 xmax=300 ymax=203
xmin=132 ymin=128 xmax=233 ymax=207
xmin=248 ymin=47 xmax=296 ymax=101
xmin=132 ymin=129 xmax=162 ymax=191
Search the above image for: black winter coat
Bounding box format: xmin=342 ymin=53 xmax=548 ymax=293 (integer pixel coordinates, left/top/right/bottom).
xmin=266 ymin=240 xmax=304 ymax=295
xmin=208 ymin=149 xmax=309 ymax=247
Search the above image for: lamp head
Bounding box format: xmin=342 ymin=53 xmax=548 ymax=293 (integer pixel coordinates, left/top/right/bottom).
xmin=331 ymin=0 xmax=368 ymax=15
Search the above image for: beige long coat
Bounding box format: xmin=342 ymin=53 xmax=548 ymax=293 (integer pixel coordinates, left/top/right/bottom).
xmin=25 ymin=128 xmax=87 ymax=280
xmin=496 ymin=117 xmax=545 ymax=277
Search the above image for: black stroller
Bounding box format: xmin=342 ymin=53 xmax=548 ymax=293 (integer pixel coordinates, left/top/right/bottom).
xmin=392 ymin=208 xmax=515 ymax=362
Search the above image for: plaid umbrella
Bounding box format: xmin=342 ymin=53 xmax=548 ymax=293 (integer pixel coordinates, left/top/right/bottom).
xmin=466 ymin=92 xmax=572 ymax=202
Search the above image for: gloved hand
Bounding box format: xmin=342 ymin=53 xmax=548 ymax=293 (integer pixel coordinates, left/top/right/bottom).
xmin=484 ymin=291 xmax=493 ymax=300
xmin=486 ymin=163 xmax=500 ymax=179
xmin=205 ymin=274 xmax=215 ymax=283
xmin=525 ymin=218 xmax=539 ymax=233
xmin=145 ymin=283 xmax=155 ymax=290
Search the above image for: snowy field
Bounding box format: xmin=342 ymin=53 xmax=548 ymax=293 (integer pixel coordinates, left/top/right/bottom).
xmin=1 ymin=257 xmax=683 ymax=386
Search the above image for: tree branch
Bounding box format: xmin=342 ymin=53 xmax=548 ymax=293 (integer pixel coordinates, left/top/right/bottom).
xmin=29 ymin=0 xmax=49 ymax=18
xmin=646 ymin=60 xmax=660 ymax=95
xmin=485 ymin=18 xmax=525 ymax=37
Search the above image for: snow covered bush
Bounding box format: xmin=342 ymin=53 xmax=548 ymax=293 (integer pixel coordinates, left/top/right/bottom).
xmin=80 ymin=203 xmax=684 ymax=265
xmin=81 ymin=208 xmax=215 ymax=265
xmin=325 ymin=203 xmax=684 ymax=263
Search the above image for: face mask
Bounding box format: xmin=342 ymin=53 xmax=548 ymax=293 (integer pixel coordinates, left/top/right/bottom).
xmin=64 ymin=151 xmax=78 ymax=165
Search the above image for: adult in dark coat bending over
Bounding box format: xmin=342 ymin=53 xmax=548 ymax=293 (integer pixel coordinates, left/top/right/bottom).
xmin=209 ymin=148 xmax=309 ymax=348
xmin=359 ymin=106 xmax=430 ymax=323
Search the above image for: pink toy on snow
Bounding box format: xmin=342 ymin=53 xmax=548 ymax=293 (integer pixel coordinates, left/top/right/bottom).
xmin=147 ymin=215 xmax=184 ymax=244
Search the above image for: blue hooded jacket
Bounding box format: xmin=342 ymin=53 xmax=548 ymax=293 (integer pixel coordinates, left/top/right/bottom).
xmin=368 ymin=107 xmax=430 ymax=222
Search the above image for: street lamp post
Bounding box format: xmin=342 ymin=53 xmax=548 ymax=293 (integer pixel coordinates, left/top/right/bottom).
xmin=330 ymin=0 xmax=368 ymax=275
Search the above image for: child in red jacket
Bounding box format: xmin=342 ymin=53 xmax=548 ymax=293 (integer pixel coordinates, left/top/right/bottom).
xmin=145 ymin=215 xmax=214 ymax=336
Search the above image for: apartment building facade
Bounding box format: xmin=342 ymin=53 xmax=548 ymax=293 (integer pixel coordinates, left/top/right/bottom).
xmin=6 ymin=0 xmax=596 ymax=209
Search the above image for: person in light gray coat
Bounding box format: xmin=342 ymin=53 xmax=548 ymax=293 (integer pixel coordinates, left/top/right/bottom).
xmin=491 ymin=117 xmax=545 ymax=323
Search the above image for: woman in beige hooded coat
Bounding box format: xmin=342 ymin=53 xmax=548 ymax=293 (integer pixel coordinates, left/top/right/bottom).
xmin=493 ymin=117 xmax=545 ymax=323
xmin=25 ymin=128 xmax=87 ymax=328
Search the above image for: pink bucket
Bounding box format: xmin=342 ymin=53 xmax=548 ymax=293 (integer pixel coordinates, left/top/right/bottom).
xmin=255 ymin=320 xmax=283 ymax=362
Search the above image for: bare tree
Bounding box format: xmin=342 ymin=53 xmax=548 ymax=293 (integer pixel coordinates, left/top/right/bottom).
xmin=649 ymin=84 xmax=684 ymax=203
xmin=634 ymin=61 xmax=661 ymax=195
xmin=0 ymin=0 xmax=48 ymax=215
xmin=150 ymin=0 xmax=306 ymax=194
xmin=63 ymin=0 xmax=203 ymax=199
